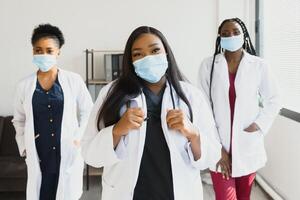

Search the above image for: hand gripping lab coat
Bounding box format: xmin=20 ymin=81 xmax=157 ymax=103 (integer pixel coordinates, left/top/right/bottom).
xmin=81 ymin=80 xmax=222 ymax=200
xmin=12 ymin=69 xmax=93 ymax=200
xmin=198 ymin=51 xmax=281 ymax=177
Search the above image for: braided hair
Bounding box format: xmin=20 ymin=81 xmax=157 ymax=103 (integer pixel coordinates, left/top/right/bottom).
xmin=209 ymin=18 xmax=256 ymax=112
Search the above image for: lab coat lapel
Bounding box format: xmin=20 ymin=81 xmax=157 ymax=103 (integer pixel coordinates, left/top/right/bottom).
xmin=234 ymin=51 xmax=256 ymax=93
xmin=214 ymin=54 xmax=230 ymax=91
xmin=125 ymin=93 xmax=148 ymax=190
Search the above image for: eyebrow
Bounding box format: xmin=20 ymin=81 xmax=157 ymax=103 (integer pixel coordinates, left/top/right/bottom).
xmin=222 ymin=28 xmax=241 ymax=32
xmin=132 ymin=43 xmax=160 ymax=52
xmin=34 ymin=47 xmax=54 ymax=49
xmin=148 ymin=43 xmax=159 ymax=48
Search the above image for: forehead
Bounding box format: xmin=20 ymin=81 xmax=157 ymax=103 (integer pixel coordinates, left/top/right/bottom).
xmin=220 ymin=21 xmax=243 ymax=32
xmin=33 ymin=37 xmax=59 ymax=48
xmin=132 ymin=33 xmax=163 ymax=49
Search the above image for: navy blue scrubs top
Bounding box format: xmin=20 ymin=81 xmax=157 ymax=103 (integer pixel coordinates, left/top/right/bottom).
xmin=32 ymin=77 xmax=64 ymax=173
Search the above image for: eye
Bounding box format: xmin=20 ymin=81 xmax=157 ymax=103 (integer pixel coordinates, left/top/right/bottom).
xmin=132 ymin=52 xmax=142 ymax=58
xmin=221 ymin=32 xmax=230 ymax=37
xmin=34 ymin=49 xmax=42 ymax=54
xmin=152 ymin=48 xmax=161 ymax=54
xmin=234 ymin=31 xmax=241 ymax=36
xmin=47 ymin=50 xmax=54 ymax=54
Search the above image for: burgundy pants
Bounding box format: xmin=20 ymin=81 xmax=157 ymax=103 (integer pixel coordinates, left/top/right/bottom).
xmin=210 ymin=171 xmax=256 ymax=200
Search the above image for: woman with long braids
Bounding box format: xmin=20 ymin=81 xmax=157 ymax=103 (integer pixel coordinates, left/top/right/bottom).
xmin=81 ymin=26 xmax=221 ymax=200
xmin=198 ymin=18 xmax=281 ymax=199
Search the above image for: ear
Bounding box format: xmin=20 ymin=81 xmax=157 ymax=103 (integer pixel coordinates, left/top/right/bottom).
xmin=56 ymin=49 xmax=61 ymax=58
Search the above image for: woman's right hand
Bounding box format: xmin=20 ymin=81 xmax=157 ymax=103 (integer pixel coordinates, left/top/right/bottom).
xmin=112 ymin=107 xmax=145 ymax=147
xmin=216 ymin=147 xmax=232 ymax=180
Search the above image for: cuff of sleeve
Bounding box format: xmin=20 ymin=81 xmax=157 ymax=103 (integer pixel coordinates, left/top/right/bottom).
xmin=255 ymin=116 xmax=269 ymax=136
xmin=185 ymin=128 xmax=222 ymax=171
xmin=85 ymin=125 xmax=121 ymax=167
xmin=16 ymin=138 xmax=26 ymax=157
xmin=74 ymin=128 xmax=84 ymax=141
xmin=114 ymin=136 xmax=128 ymax=160
xmin=185 ymin=133 xmax=208 ymax=170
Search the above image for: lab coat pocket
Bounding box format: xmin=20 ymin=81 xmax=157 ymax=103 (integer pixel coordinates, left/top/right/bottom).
xmin=102 ymin=177 xmax=115 ymax=199
xmin=240 ymin=130 xmax=263 ymax=155
xmin=66 ymin=140 xmax=81 ymax=171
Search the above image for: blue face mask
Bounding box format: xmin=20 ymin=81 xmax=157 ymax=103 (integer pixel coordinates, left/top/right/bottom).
xmin=133 ymin=54 xmax=168 ymax=83
xmin=32 ymin=55 xmax=57 ymax=72
xmin=220 ymin=34 xmax=244 ymax=52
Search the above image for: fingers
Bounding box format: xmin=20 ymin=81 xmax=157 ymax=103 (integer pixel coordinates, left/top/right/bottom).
xmin=128 ymin=108 xmax=144 ymax=118
xmin=216 ymin=161 xmax=220 ymax=172
xmin=130 ymin=121 xmax=143 ymax=129
xmin=166 ymin=109 xmax=183 ymax=123
xmin=222 ymin=161 xmax=231 ymax=180
xmin=216 ymin=156 xmax=232 ymax=180
xmin=244 ymin=125 xmax=255 ymax=132
xmin=167 ymin=117 xmax=183 ymax=128
xmin=244 ymin=123 xmax=259 ymax=132
xmin=130 ymin=115 xmax=144 ymax=127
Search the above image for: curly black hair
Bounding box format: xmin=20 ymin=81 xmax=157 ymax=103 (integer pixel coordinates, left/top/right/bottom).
xmin=31 ymin=24 xmax=65 ymax=48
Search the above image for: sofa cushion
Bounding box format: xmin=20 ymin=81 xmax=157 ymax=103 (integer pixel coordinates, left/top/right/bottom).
xmin=0 ymin=117 xmax=4 ymax=145
xmin=0 ymin=116 xmax=20 ymax=156
xmin=0 ymin=156 xmax=27 ymax=178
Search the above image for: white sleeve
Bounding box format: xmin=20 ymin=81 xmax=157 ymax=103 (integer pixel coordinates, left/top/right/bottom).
xmin=81 ymin=82 xmax=127 ymax=168
xmin=197 ymin=59 xmax=211 ymax=99
xmin=255 ymin=61 xmax=282 ymax=135
xmin=12 ymin=82 xmax=26 ymax=157
xmin=74 ymin=75 xmax=94 ymax=141
xmin=185 ymin=87 xmax=221 ymax=170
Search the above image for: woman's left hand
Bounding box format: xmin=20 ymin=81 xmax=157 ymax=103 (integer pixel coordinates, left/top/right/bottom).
xmin=166 ymin=109 xmax=199 ymax=141
xmin=244 ymin=122 xmax=260 ymax=133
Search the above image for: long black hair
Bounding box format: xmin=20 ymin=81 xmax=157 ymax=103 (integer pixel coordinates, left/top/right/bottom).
xmin=209 ymin=18 xmax=256 ymax=107
xmin=96 ymin=26 xmax=193 ymax=131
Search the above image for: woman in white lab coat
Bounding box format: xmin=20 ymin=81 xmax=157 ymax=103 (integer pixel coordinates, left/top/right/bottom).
xmin=12 ymin=24 xmax=93 ymax=200
xmin=198 ymin=18 xmax=281 ymax=200
xmin=81 ymin=26 xmax=221 ymax=200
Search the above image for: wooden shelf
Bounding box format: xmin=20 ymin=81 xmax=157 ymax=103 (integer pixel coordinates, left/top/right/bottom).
xmin=84 ymin=49 xmax=123 ymax=53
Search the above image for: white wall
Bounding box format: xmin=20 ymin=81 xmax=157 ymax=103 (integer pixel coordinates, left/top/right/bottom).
xmin=0 ymin=0 xmax=218 ymax=116
xmin=256 ymin=0 xmax=300 ymax=199
xmin=259 ymin=116 xmax=300 ymax=199
xmin=217 ymin=0 xmax=256 ymax=40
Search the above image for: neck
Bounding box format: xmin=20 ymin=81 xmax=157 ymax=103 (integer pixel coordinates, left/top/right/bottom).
xmin=38 ymin=66 xmax=58 ymax=79
xmin=144 ymin=76 xmax=167 ymax=95
xmin=224 ymin=49 xmax=243 ymax=63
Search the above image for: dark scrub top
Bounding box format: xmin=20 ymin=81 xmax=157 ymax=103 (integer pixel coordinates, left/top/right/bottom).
xmin=32 ymin=77 xmax=64 ymax=173
xmin=133 ymin=86 xmax=174 ymax=200
xmin=229 ymin=72 xmax=236 ymax=155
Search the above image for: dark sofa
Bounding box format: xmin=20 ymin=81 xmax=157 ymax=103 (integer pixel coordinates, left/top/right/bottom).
xmin=0 ymin=116 xmax=27 ymax=192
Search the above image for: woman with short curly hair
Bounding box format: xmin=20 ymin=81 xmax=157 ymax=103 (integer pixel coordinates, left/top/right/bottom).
xmin=12 ymin=24 xmax=93 ymax=200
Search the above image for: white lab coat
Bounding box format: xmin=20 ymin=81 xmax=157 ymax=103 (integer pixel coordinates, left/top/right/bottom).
xmin=12 ymin=69 xmax=93 ymax=200
xmin=198 ymin=51 xmax=281 ymax=177
xmin=81 ymin=80 xmax=221 ymax=200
